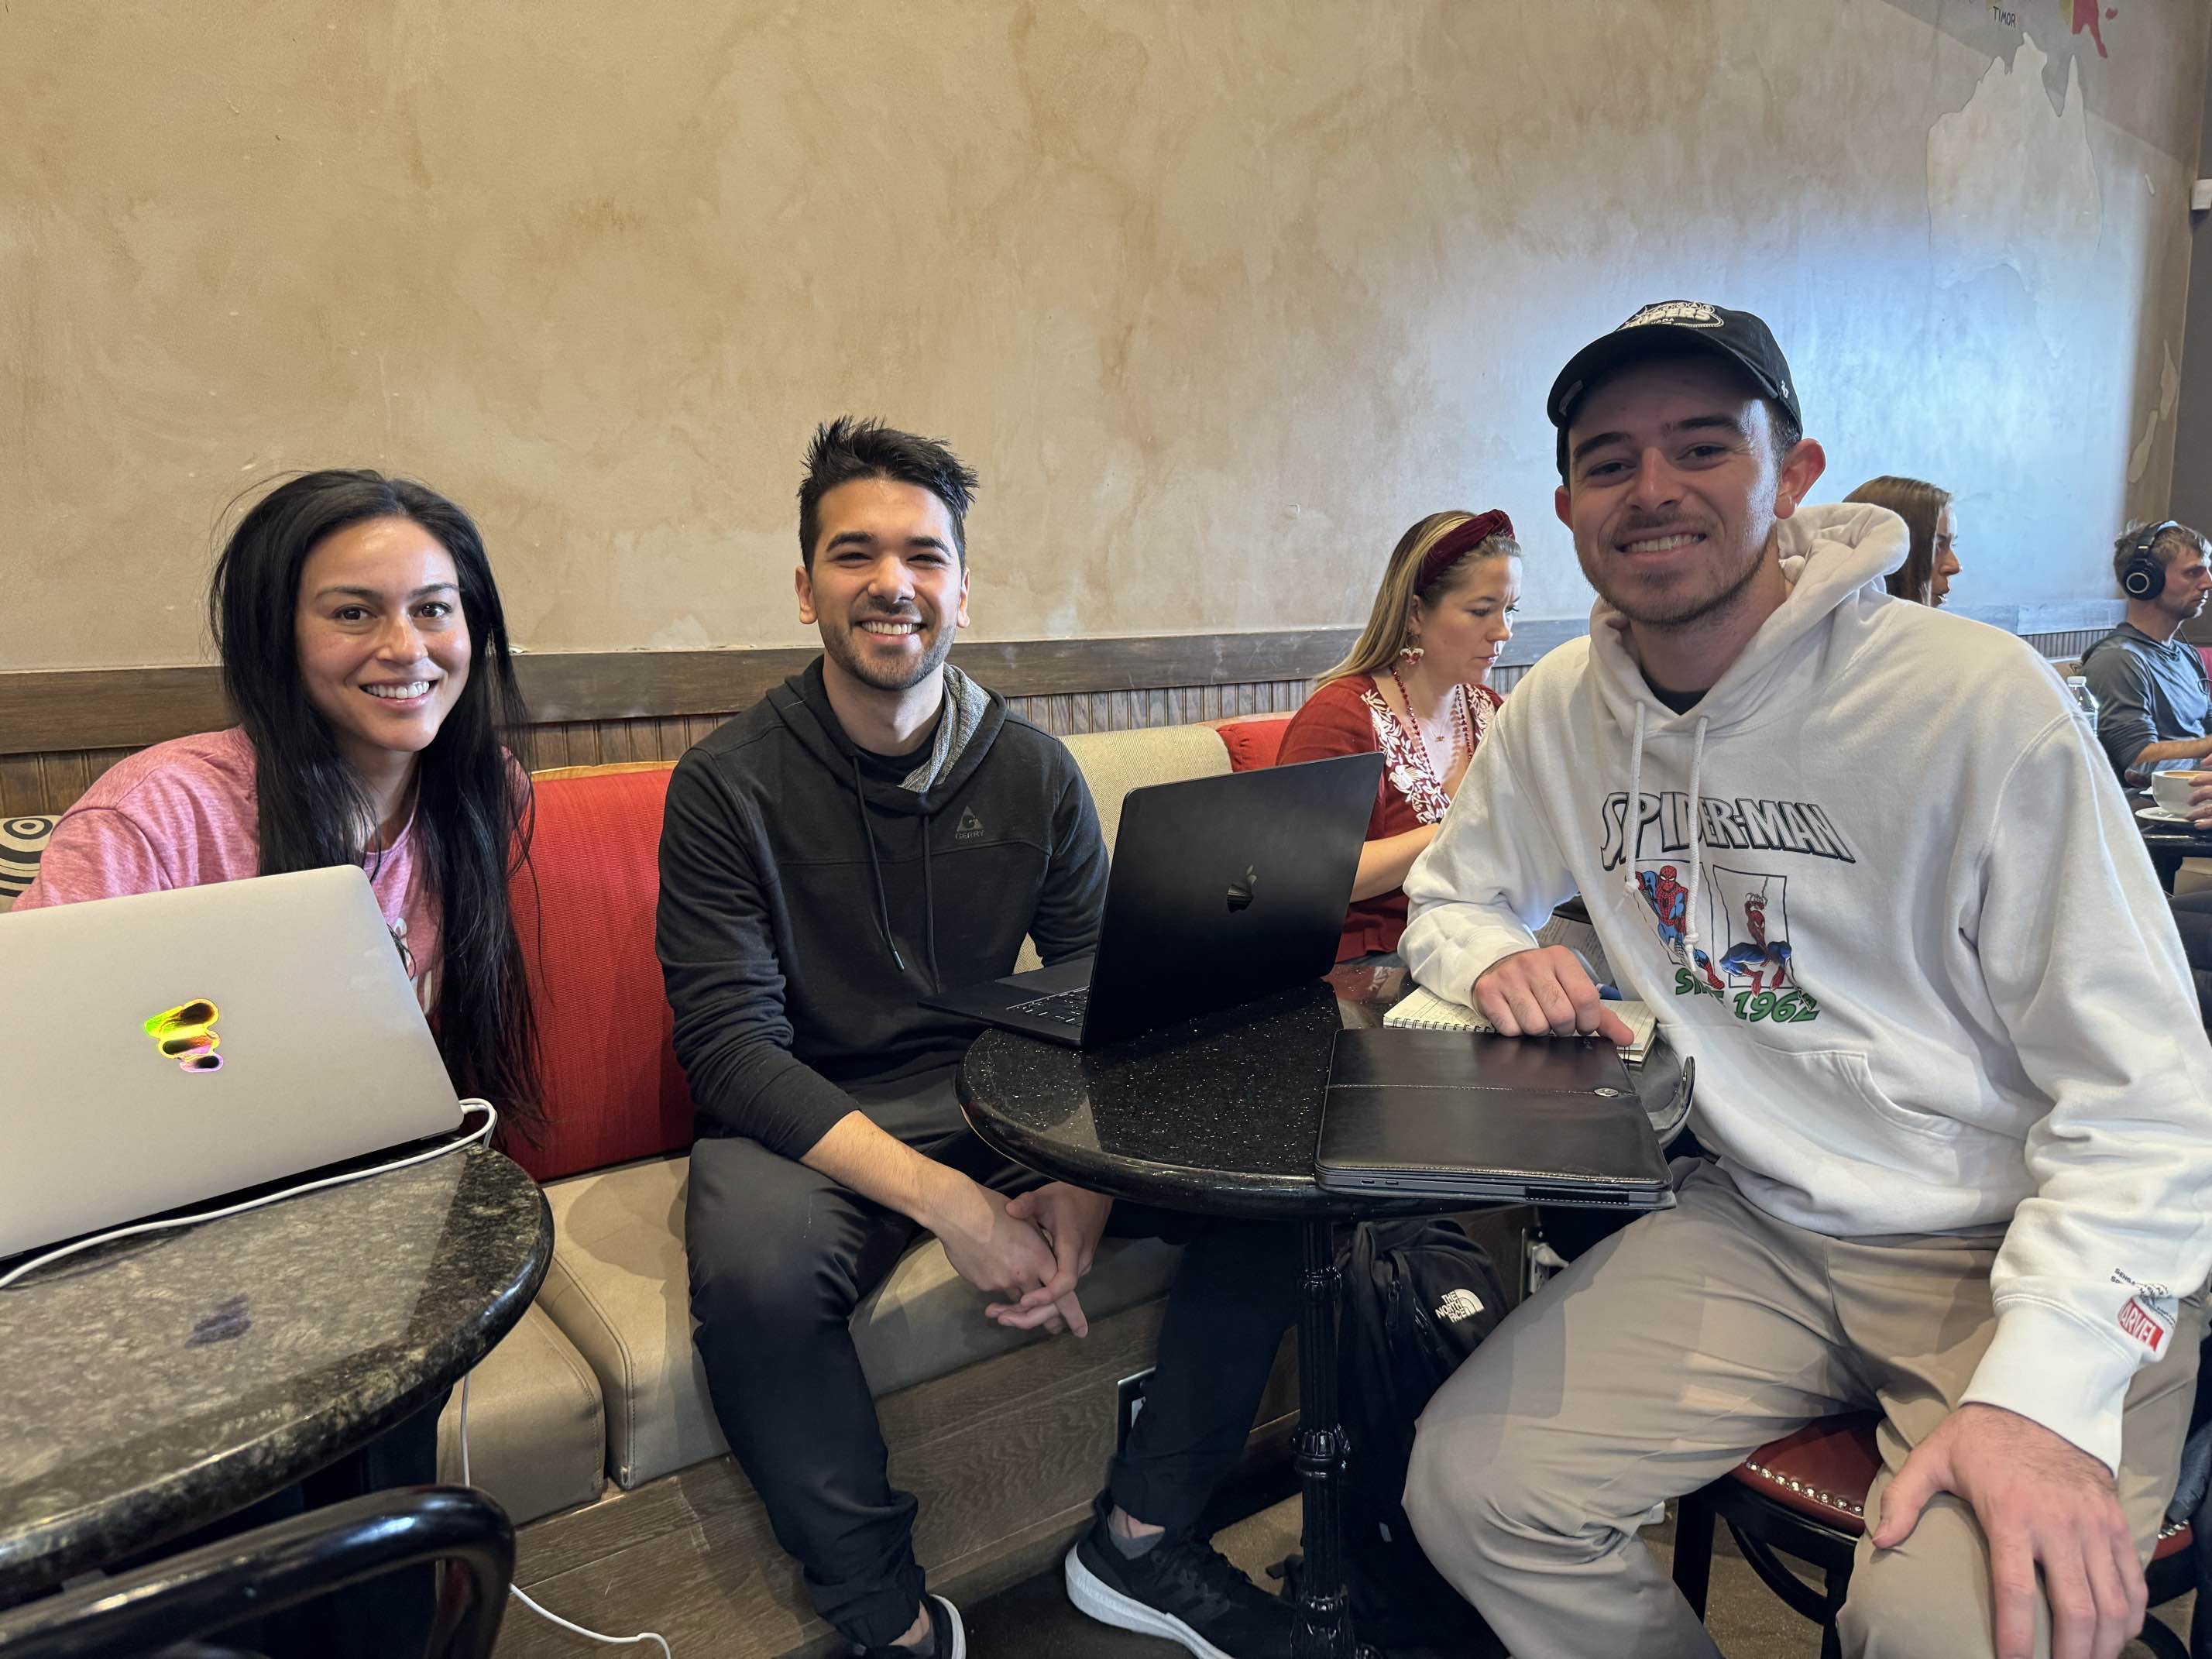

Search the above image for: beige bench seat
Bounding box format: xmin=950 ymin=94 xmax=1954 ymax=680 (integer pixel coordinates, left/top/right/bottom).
xmin=434 ymin=1301 xmax=607 ymax=1526
xmin=536 ymin=1153 xmax=1184 ymax=1489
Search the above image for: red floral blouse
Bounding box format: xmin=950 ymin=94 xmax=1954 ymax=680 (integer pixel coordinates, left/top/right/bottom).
xmin=1276 ymin=673 xmax=1503 ymax=962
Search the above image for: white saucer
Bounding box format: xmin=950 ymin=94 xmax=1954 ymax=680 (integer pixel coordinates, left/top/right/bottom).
xmin=2138 ymin=804 xmax=2193 ymax=826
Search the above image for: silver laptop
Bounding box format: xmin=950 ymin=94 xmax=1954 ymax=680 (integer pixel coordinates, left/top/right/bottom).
xmin=0 ymin=865 xmax=462 ymax=1259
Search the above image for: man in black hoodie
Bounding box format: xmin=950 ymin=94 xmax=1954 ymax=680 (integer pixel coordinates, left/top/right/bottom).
xmin=657 ymin=418 xmax=1299 ymax=1659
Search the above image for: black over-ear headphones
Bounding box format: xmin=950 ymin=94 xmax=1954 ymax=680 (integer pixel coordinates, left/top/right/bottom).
xmin=2123 ymin=520 xmax=2184 ymax=600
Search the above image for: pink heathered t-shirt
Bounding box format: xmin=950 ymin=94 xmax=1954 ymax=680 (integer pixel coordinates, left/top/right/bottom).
xmin=15 ymin=727 xmax=441 ymax=1012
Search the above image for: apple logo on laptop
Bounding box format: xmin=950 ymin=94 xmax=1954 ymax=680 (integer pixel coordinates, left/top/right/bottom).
xmin=145 ymin=999 xmax=224 ymax=1073
xmin=1226 ymin=866 xmax=1259 ymax=914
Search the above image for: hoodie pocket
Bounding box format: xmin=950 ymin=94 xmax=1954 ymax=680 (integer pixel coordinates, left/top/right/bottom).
xmin=1755 ymin=1044 xmax=1969 ymax=1142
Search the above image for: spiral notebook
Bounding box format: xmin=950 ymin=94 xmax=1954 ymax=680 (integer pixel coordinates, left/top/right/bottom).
xmin=1384 ymin=985 xmax=1660 ymax=1063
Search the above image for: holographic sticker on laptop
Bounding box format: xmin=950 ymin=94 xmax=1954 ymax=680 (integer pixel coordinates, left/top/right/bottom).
xmin=145 ymin=1000 xmax=223 ymax=1073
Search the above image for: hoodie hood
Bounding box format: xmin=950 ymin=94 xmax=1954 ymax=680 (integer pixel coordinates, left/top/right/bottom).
xmin=765 ymin=656 xmax=1011 ymax=981
xmin=1589 ymin=503 xmax=1908 ymax=963
xmin=1586 ymin=503 xmax=1909 ymax=742
xmin=770 ymin=657 xmax=1008 ymax=816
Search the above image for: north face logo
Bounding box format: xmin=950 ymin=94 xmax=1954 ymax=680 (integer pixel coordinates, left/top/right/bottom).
xmin=1434 ymin=1288 xmax=1486 ymax=1324
xmin=955 ymin=807 xmax=986 ymax=842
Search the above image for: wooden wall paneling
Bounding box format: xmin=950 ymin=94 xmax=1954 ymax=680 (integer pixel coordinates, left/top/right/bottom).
xmin=652 ymin=715 xmax=693 ymax=759
xmin=601 ymin=720 xmax=642 ymax=764
xmin=1 ymin=748 xmax=133 ymax=817
xmin=0 ymin=611 xmax=2129 ymax=761
xmin=632 ymin=719 xmax=672 ymax=761
xmin=0 ymin=667 xmax=231 ymax=754
xmin=949 ymin=630 xmax=1355 ymax=698
xmin=0 ymin=614 xmax=2133 ymax=815
xmin=531 ymin=723 xmax=574 ymax=771
xmin=0 ymin=631 xmax=1357 ymax=758
xmin=2024 ymin=627 xmax=2107 ymax=661
xmin=523 ymin=723 xmax=563 ymax=771
xmin=1963 ymin=602 xmax=2128 ymax=635
xmin=512 ymin=647 xmax=814 ymax=725
xmin=39 ymin=752 xmax=92 ymax=815
xmin=681 ymin=713 xmax=732 ymax=750
xmin=0 ymin=754 xmax=45 ymax=818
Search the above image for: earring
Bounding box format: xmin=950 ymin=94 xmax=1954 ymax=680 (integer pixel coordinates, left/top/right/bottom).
xmin=1398 ymin=644 xmax=1424 ymax=665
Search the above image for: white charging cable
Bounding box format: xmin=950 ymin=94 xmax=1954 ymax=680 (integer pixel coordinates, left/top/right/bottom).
xmin=457 ymin=1372 xmax=672 ymax=1656
xmin=0 ymin=1099 xmax=501 ymax=1293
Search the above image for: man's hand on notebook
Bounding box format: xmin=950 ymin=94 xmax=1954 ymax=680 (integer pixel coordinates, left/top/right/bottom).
xmin=1473 ymin=946 xmax=1636 ymax=1047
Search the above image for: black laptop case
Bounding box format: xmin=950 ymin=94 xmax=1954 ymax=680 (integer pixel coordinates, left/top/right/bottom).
xmin=1314 ymin=1028 xmax=1674 ymax=1208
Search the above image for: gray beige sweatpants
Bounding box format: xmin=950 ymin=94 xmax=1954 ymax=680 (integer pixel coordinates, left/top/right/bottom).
xmin=1403 ymin=1163 xmax=2201 ymax=1659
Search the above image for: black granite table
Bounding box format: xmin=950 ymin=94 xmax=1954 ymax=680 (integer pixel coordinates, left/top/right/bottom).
xmin=958 ymin=964 xmax=1691 ymax=1658
xmin=0 ymin=1146 xmax=551 ymax=1603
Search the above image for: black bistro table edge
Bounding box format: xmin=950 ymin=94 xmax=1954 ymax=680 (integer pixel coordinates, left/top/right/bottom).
xmin=954 ymin=973 xmax=1681 ymax=1658
xmin=0 ymin=1146 xmax=552 ymax=1602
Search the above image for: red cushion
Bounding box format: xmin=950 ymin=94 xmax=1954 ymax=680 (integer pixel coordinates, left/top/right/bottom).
xmin=505 ymin=768 xmax=696 ymax=1183
xmin=1217 ymin=715 xmax=1292 ymax=771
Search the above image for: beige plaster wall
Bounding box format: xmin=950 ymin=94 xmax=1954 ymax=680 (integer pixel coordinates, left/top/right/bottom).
xmin=4 ymin=0 xmax=2207 ymax=670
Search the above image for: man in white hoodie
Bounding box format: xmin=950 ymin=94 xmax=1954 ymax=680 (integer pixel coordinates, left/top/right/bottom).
xmin=1399 ymin=301 xmax=2212 ymax=1659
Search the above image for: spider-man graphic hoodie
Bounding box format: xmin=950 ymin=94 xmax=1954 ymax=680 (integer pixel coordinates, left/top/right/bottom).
xmin=1403 ymin=501 xmax=2212 ymax=1472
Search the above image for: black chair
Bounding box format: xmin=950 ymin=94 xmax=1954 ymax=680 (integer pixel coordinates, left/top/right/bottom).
xmin=0 ymin=1486 xmax=514 ymax=1659
xmin=1669 ymin=1413 xmax=2197 ymax=1659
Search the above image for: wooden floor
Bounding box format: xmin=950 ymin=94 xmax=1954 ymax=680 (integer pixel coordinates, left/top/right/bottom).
xmin=493 ymin=1300 xmax=1299 ymax=1659
xmin=494 ymin=1210 xmax=1526 ymax=1658
xmin=967 ymin=1499 xmax=2199 ymax=1659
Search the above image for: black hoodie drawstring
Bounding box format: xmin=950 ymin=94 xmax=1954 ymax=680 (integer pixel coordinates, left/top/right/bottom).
xmin=850 ymin=754 xmax=908 ymax=974
xmin=920 ymin=816 xmax=939 ymax=990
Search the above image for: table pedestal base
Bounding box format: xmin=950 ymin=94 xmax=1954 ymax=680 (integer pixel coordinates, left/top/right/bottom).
xmin=1293 ymin=1217 xmax=1357 ymax=1659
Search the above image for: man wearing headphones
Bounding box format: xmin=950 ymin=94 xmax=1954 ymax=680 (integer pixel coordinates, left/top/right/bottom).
xmin=2081 ymin=520 xmax=2212 ymax=809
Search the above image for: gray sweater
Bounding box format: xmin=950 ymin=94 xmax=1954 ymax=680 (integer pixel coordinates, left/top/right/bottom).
xmin=2080 ymin=622 xmax=2210 ymax=781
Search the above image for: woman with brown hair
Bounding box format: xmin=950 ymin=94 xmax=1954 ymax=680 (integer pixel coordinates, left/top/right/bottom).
xmin=1845 ymin=475 xmax=1960 ymax=606
xmin=1279 ymin=509 xmax=1520 ymax=963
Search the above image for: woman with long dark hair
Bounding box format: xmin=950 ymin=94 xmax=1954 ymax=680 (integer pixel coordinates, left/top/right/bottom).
xmin=19 ymin=469 xmax=540 ymax=1127
xmin=13 ymin=469 xmax=540 ymax=1657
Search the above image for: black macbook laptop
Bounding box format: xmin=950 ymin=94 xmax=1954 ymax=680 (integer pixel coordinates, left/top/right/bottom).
xmin=1314 ymin=1028 xmax=1675 ymax=1208
xmin=922 ymin=751 xmax=1382 ymax=1047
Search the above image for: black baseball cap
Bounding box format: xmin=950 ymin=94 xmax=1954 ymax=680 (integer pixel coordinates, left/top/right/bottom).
xmin=1547 ymin=301 xmax=1801 ymax=476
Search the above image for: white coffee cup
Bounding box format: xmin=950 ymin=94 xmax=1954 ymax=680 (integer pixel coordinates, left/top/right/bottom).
xmin=2151 ymin=770 xmax=2203 ymax=814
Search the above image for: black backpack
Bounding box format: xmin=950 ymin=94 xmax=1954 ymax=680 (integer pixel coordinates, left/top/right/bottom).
xmin=1335 ymin=1215 xmax=1507 ymax=1655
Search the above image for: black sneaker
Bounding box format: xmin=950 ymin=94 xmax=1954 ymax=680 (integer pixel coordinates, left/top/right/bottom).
xmin=857 ymin=1592 xmax=964 ymax=1659
xmin=1064 ymin=1503 xmax=1294 ymax=1659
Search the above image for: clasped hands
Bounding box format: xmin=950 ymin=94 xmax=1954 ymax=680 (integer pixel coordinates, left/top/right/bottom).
xmin=933 ymin=1178 xmax=1111 ymax=1338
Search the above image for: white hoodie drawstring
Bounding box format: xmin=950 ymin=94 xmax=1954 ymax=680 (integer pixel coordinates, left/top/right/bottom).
xmin=1620 ymin=702 xmax=1648 ymax=905
xmin=1680 ymin=715 xmax=1711 ymax=967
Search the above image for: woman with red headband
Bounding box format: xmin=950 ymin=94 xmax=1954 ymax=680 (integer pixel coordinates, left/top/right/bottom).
xmin=1279 ymin=509 xmax=1521 ymax=963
